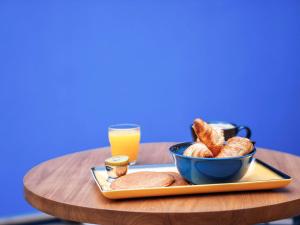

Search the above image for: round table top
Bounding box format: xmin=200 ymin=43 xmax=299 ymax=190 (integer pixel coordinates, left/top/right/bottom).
xmin=24 ymin=142 xmax=300 ymax=225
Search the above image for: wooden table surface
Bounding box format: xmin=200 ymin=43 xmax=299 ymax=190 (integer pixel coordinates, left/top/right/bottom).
xmin=24 ymin=142 xmax=300 ymax=225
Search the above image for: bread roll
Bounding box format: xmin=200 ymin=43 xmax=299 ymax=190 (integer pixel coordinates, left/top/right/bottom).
xmin=217 ymin=136 xmax=253 ymax=158
xmin=192 ymin=118 xmax=224 ymax=156
xmin=183 ymin=143 xmax=213 ymax=158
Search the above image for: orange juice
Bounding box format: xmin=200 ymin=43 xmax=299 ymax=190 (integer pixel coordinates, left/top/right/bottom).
xmin=108 ymin=126 xmax=140 ymax=164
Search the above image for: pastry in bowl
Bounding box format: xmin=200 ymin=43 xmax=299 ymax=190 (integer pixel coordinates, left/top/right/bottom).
xmin=183 ymin=142 xmax=213 ymax=158
xmin=192 ymin=118 xmax=224 ymax=156
xmin=189 ymin=117 xmax=254 ymax=159
xmin=217 ymin=137 xmax=253 ymax=158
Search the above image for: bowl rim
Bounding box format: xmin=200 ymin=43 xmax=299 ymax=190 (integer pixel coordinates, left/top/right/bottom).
xmin=169 ymin=142 xmax=256 ymax=160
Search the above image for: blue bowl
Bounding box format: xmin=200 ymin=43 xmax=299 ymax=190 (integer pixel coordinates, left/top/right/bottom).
xmin=169 ymin=142 xmax=256 ymax=184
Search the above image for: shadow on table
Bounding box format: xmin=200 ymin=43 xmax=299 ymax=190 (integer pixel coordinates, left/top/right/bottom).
xmin=0 ymin=213 xmax=81 ymax=225
xmin=0 ymin=213 xmax=299 ymax=225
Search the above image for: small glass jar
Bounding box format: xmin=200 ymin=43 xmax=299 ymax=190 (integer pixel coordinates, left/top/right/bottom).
xmin=105 ymin=155 xmax=129 ymax=182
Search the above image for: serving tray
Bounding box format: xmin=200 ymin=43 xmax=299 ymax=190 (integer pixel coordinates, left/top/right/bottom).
xmin=91 ymin=158 xmax=291 ymax=199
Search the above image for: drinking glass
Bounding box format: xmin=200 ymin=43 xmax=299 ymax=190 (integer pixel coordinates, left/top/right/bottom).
xmin=108 ymin=124 xmax=141 ymax=165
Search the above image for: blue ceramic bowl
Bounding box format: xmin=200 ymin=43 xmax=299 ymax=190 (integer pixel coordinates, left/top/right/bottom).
xmin=169 ymin=142 xmax=256 ymax=184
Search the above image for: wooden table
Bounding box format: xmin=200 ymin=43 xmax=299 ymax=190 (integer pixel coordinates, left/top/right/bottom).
xmin=24 ymin=143 xmax=300 ymax=225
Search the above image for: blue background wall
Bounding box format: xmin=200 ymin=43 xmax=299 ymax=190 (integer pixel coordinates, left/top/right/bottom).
xmin=0 ymin=0 xmax=300 ymax=217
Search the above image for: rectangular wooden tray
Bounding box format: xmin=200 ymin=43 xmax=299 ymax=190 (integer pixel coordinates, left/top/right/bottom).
xmin=91 ymin=158 xmax=292 ymax=199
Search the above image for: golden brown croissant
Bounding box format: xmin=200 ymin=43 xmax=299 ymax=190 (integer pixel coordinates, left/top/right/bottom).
xmin=192 ymin=118 xmax=224 ymax=156
xmin=216 ymin=136 xmax=253 ymax=158
xmin=183 ymin=143 xmax=214 ymax=158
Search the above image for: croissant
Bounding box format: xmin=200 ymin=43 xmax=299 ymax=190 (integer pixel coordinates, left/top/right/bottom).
xmin=216 ymin=137 xmax=253 ymax=158
xmin=192 ymin=118 xmax=224 ymax=156
xmin=183 ymin=143 xmax=214 ymax=158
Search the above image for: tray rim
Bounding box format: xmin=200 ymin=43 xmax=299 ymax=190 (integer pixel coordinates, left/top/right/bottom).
xmin=91 ymin=158 xmax=292 ymax=194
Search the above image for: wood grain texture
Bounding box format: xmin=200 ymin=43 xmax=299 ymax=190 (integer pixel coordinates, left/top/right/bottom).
xmin=24 ymin=142 xmax=300 ymax=225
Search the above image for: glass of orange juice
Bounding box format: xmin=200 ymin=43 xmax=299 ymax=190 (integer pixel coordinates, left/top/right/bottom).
xmin=108 ymin=124 xmax=141 ymax=165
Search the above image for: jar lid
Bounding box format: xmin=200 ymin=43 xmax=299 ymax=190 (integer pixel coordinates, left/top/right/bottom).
xmin=105 ymin=155 xmax=129 ymax=166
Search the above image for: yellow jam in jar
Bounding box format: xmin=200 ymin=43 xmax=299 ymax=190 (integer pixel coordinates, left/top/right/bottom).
xmin=105 ymin=155 xmax=129 ymax=181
